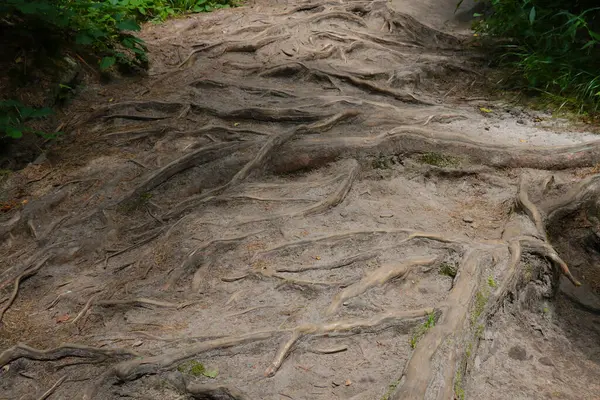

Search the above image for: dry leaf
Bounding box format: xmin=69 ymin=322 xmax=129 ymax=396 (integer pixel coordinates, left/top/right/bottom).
xmin=56 ymin=314 xmax=70 ymax=323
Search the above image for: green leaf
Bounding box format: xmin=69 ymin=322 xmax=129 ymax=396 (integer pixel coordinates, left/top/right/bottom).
xmin=529 ymin=7 xmax=536 ymax=24
xmin=202 ymin=368 xmax=219 ymax=378
xmin=99 ymin=56 xmax=116 ymax=70
xmin=6 ymin=127 xmax=23 ymax=139
xmin=117 ymin=20 xmax=141 ymax=31
xmin=76 ymin=34 xmax=94 ymax=45
xmin=28 ymin=108 xmax=53 ymax=118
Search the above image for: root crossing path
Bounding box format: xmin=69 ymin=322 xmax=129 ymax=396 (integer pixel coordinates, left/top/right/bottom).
xmin=3 ymin=0 xmax=600 ymax=399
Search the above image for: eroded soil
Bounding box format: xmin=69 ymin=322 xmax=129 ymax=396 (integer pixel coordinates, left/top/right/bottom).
xmin=2 ymin=0 xmax=600 ymax=399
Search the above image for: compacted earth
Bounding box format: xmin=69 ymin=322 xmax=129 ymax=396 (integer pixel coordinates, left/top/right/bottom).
xmin=2 ymin=0 xmax=600 ymax=399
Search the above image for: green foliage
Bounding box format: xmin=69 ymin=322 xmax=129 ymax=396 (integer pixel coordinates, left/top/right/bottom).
xmin=381 ymin=378 xmax=401 ymax=400
xmin=177 ymin=360 xmax=218 ymax=378
xmin=439 ymin=262 xmax=458 ymax=278
xmin=0 ymin=0 xmax=238 ymax=140
xmin=0 ymin=100 xmax=59 ymax=139
xmin=487 ymin=276 xmax=497 ymax=288
xmin=473 ymin=0 xmax=600 ymax=112
xmin=410 ymin=312 xmax=436 ymax=349
xmin=117 ymin=0 xmax=235 ymax=22
xmin=418 ymin=152 xmax=462 ymax=168
xmin=470 ymin=289 xmax=488 ymax=324
xmin=454 ymin=369 xmax=466 ymax=400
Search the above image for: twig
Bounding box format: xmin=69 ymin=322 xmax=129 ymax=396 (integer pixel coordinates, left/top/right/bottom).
xmin=308 ymin=345 xmax=348 ymax=354
xmin=0 ymin=256 xmax=51 ymax=324
xmin=37 ymin=375 xmax=67 ymax=400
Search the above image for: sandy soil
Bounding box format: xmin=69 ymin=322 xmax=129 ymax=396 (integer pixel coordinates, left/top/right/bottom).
xmin=1 ymin=0 xmax=600 ymax=399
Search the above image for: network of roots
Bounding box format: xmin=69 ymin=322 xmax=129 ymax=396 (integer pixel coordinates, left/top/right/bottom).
xmin=0 ymin=1 xmax=596 ymax=399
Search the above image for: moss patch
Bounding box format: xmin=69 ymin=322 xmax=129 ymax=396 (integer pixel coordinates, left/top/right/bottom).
xmin=418 ymin=152 xmax=462 ymax=168
xmin=439 ymin=262 xmax=457 ymax=278
xmin=470 ymin=290 xmax=488 ymax=325
xmin=381 ymin=378 xmax=401 ymax=400
xmin=177 ymin=360 xmax=218 ymax=378
xmin=410 ymin=312 xmax=436 ymax=349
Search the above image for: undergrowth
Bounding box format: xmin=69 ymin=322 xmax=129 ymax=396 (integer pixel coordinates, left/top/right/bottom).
xmin=0 ymin=0 xmax=237 ymax=140
xmin=469 ymin=0 xmax=600 ymax=113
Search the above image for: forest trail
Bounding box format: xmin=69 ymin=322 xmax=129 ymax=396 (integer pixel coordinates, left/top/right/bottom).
xmin=2 ymin=0 xmax=600 ymax=399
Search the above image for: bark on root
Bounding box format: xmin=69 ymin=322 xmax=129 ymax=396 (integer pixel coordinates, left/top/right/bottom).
xmin=327 ymin=256 xmax=438 ymax=315
xmin=0 ymin=343 xmax=137 ymax=367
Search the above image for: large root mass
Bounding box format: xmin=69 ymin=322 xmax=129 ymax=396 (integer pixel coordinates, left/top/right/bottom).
xmin=1 ymin=0 xmax=599 ymax=399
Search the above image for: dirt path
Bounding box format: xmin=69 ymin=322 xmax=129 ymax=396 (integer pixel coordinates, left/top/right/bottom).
xmin=2 ymin=0 xmax=600 ymax=399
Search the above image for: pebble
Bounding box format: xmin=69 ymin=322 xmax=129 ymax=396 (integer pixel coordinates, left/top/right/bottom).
xmin=463 ymin=216 xmax=474 ymax=223
xmin=508 ymin=345 xmax=527 ymax=361
xmin=380 ymin=212 xmax=394 ymax=218
xmin=539 ymin=356 xmax=554 ymax=366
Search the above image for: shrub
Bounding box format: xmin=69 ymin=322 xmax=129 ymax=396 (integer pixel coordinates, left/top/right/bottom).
xmin=472 ymin=0 xmax=600 ymax=112
xmin=0 ymin=0 xmax=238 ymax=139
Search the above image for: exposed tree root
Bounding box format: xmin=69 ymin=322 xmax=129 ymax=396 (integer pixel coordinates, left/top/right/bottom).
xmin=184 ymin=383 xmax=249 ymax=400
xmin=265 ymin=309 xmax=434 ymax=377
xmin=393 ymin=251 xmax=483 ymax=399
xmin=517 ymin=175 xmax=547 ymax=240
xmin=267 ymin=127 xmax=600 ymax=172
xmin=260 ymin=62 xmax=431 ymax=104
xmin=0 ymin=255 xmax=51 ymax=324
xmin=192 ymin=78 xmax=296 ymax=98
xmin=237 ymin=159 xmax=359 ymax=224
xmin=274 ymin=251 xmax=378 ymax=273
xmin=73 ymin=296 xmax=185 ymax=325
xmin=5 ymin=1 xmax=597 ymax=399
xmin=184 ymin=231 xmax=263 ymax=291
xmin=124 ymin=141 xmax=250 ymax=203
xmin=110 ymin=331 xmax=277 ymax=382
xmin=180 ymin=34 xmax=291 ymax=66
xmin=0 ymin=343 xmax=137 ymax=367
xmin=519 ymin=237 xmax=580 ymax=286
xmin=256 ymin=229 xmax=459 ymax=261
xmin=327 ymin=256 xmax=438 ymax=315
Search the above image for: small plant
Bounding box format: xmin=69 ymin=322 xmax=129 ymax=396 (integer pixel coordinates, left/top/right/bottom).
xmin=177 ymin=360 xmax=218 ymax=378
xmin=475 ymin=323 xmax=484 ymax=338
xmin=471 ymin=0 xmax=600 ymax=113
xmin=381 ymin=378 xmax=401 ymax=400
xmin=454 ymin=369 xmax=466 ymax=400
xmin=0 ymin=100 xmax=58 ymax=139
xmin=410 ymin=312 xmax=436 ymax=349
xmin=439 ymin=262 xmax=458 ymax=278
xmin=487 ymin=276 xmax=497 ymax=288
xmin=470 ymin=290 xmax=488 ymax=325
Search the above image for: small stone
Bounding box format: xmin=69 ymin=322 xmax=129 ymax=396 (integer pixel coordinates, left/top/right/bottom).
xmin=380 ymin=212 xmax=394 ymax=218
xmin=33 ymin=152 xmax=47 ymax=165
xmin=539 ymin=356 xmax=554 ymax=366
xmin=339 ymin=210 xmax=348 ymax=218
xmin=132 ymin=340 xmax=143 ymax=347
xmin=281 ymin=47 xmax=295 ymax=57
xmin=463 ymin=216 xmax=474 ymax=223
xmin=508 ymin=345 xmax=527 ymax=361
